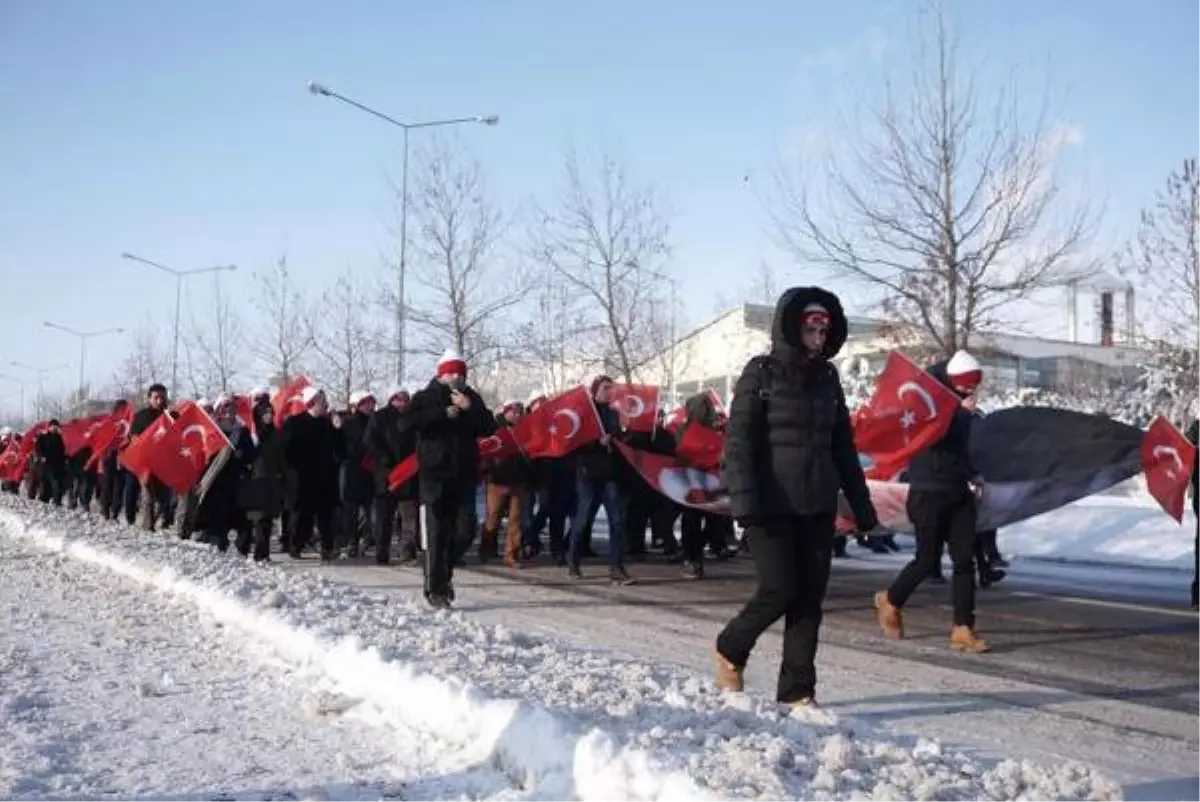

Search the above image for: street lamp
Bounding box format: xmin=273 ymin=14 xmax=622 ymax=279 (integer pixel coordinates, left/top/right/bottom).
xmin=43 ymin=321 xmax=125 ymax=411
xmin=10 ymin=361 xmax=66 ymax=419
xmin=120 ymin=252 xmax=236 ymax=398
xmin=307 ymin=79 xmax=499 ymax=382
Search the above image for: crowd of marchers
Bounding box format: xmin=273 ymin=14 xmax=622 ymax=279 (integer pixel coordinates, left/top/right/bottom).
xmin=2 ymin=284 xmax=1196 ymax=710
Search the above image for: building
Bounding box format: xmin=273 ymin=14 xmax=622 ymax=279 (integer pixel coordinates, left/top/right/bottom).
xmin=640 ymin=303 xmax=1146 ymax=405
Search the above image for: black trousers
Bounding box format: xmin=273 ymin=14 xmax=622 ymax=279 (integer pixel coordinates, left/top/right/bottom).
xmin=681 ymin=509 xmax=730 ymax=565
xmin=889 ymin=488 xmax=977 ymax=627
xmin=289 ymin=506 xmax=335 ymax=558
xmin=38 ymin=469 xmax=65 ymax=505
xmin=373 ymin=495 xmax=420 ymax=564
xmin=424 ymin=493 xmax=474 ymax=600
xmin=716 ymin=515 xmax=836 ymax=703
xmin=236 ymin=518 xmax=273 ymax=561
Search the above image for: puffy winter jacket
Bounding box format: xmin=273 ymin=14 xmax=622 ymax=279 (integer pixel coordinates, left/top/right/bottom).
xmin=723 ymin=286 xmax=876 ymax=529
xmin=404 ymin=379 xmax=495 ymax=502
xmin=365 ymin=404 xmax=418 ymax=499
xmin=905 ymin=361 xmax=979 ymax=492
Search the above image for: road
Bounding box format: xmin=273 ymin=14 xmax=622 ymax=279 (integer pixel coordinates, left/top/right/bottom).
xmin=282 ymin=539 xmax=1199 ymax=799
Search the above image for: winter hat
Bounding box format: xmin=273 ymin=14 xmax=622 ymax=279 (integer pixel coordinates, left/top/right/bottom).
xmin=249 ymin=386 xmax=269 ymax=400
xmin=386 ymin=384 xmax=408 ymax=403
xmin=213 ymin=393 xmax=234 ymax=411
xmin=300 ymin=386 xmax=324 ymax=407
xmin=48 ymin=419 xmax=61 ymax=428
xmin=349 ymin=390 xmax=375 ymax=408
xmin=946 ymin=350 xmax=983 ymax=394
xmin=0 ymin=426 xmax=11 ymax=437
xmin=501 ymin=399 xmax=522 ymax=416
xmin=800 ymin=302 xmax=830 ymax=327
xmin=435 ymin=350 xmax=467 ymax=378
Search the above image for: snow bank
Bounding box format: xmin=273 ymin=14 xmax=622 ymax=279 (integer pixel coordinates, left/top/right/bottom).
xmin=0 ymin=499 xmax=1123 ymax=801
xmin=1000 ymin=495 xmax=1197 ymax=570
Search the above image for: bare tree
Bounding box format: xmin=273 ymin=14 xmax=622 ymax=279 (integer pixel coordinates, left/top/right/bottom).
xmin=308 ymin=269 xmax=390 ymax=408
xmin=397 ymin=137 xmax=521 ymax=378
xmin=1125 ymin=158 xmax=1199 ymax=422
xmin=769 ymin=2 xmax=1094 ymax=356
xmin=531 ymin=148 xmax=673 ymax=382
xmin=110 ymin=322 xmax=171 ymax=399
xmin=184 ymin=273 xmax=245 ymax=398
xmin=249 ymin=255 xmax=312 ymax=385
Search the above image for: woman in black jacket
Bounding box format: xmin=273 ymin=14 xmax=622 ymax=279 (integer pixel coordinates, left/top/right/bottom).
xmin=874 ymin=351 xmax=991 ymax=653
xmin=714 ymin=287 xmax=878 ymax=708
xmin=236 ymin=401 xmax=285 ymax=561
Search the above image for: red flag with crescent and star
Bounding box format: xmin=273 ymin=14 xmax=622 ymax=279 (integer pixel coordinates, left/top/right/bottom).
xmin=478 ymin=426 xmax=520 ymax=465
xmin=84 ymin=403 xmax=135 ymax=472
xmin=513 ymin=385 xmax=604 ymax=458
xmin=141 ymin=401 xmax=231 ymax=494
xmin=60 ymin=414 xmax=109 ymax=458
xmin=851 ymin=351 xmax=960 ymax=480
xmin=610 ymin=383 xmax=659 ymax=433
xmin=272 ymin=376 xmax=311 ymax=423
xmin=1140 ymin=416 xmax=1197 ymax=522
xmin=119 ymin=412 xmax=174 ymax=485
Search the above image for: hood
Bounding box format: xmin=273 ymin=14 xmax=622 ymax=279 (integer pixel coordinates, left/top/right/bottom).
xmin=926 ymin=360 xmax=958 ymax=394
xmin=683 ymin=393 xmax=717 ymax=427
xmin=770 ymin=286 xmax=848 ymax=361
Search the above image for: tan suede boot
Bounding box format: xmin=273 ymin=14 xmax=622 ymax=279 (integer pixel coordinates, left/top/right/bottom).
xmin=949 ymin=625 xmax=991 ymax=653
xmin=714 ymin=651 xmax=744 ymax=692
xmin=874 ymin=590 xmax=904 ymax=639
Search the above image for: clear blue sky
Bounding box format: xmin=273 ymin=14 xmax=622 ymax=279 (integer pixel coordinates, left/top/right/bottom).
xmin=1 ymin=0 xmax=1196 ymax=409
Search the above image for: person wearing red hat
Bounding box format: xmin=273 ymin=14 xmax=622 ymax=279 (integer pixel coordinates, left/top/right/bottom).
xmin=875 ymin=349 xmax=992 ymax=654
xmin=404 ymin=350 xmax=496 ymax=608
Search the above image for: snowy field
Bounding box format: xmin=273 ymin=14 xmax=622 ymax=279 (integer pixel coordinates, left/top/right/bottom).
xmin=0 ymin=497 xmax=1125 ymax=801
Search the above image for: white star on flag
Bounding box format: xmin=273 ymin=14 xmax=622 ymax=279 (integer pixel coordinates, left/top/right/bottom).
xmin=180 ymin=447 xmax=192 ymax=459
xmin=899 ymin=409 xmax=917 ymax=430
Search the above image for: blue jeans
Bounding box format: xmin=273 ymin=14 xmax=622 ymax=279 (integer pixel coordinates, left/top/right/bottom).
xmin=569 ymin=476 xmax=624 ymax=569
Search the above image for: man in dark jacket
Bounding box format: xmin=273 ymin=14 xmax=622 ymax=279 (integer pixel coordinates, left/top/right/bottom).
xmin=366 ymin=387 xmax=420 ymax=565
xmin=123 ymin=383 xmax=171 ymax=529
xmin=35 ymin=419 xmax=67 ymax=505
xmin=339 ymin=391 xmax=376 ymax=557
xmin=404 ymin=351 xmax=495 ymax=607
xmin=281 ymin=387 xmax=345 ymax=561
xmin=481 ymin=401 xmax=533 ymax=568
xmin=568 ymin=375 xmax=635 ymax=584
xmin=875 ymin=351 xmax=991 ymax=653
xmin=715 ymin=287 xmax=879 ymax=708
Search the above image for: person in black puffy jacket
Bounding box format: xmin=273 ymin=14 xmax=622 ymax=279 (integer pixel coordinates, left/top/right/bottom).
xmin=281 ymin=387 xmax=345 ymax=561
xmin=874 ymin=351 xmax=991 ymax=653
xmin=404 ymin=351 xmax=495 ymax=608
xmin=366 ymin=387 xmax=420 ymax=565
xmin=714 ymin=286 xmax=878 ymax=708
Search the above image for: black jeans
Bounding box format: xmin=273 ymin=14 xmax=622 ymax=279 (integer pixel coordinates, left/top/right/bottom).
xmin=289 ymin=507 xmax=335 ymax=558
xmin=681 ymin=509 xmax=728 ymax=565
xmin=424 ymin=493 xmax=474 ymax=600
xmin=236 ymin=518 xmax=273 ymax=561
xmin=373 ymin=495 xmax=420 ymax=564
xmin=716 ymin=515 xmax=836 ymax=703
xmin=888 ymin=488 xmax=978 ymax=627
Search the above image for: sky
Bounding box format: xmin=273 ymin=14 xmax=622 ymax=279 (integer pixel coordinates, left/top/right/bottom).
xmin=0 ymin=0 xmax=1196 ymax=413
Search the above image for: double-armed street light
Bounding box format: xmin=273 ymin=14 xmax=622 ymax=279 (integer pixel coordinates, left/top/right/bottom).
xmin=43 ymin=321 xmax=126 ymax=410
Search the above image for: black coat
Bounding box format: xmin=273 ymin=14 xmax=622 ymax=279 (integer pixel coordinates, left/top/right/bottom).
xmin=365 ymin=404 xmax=419 ymax=499
xmin=486 ymin=416 xmax=533 ymax=487
xmin=575 ymin=403 xmax=622 ymax=483
xmin=723 ymin=286 xmax=876 ymax=529
xmin=194 ymin=424 xmax=256 ymax=532
xmin=340 ymin=410 xmax=374 ymax=506
xmin=905 ymin=361 xmax=979 ymax=492
xmin=130 ymin=406 xmax=164 ymax=437
xmin=404 ymin=379 xmax=495 ymax=503
xmin=281 ymin=412 xmax=345 ymax=512
xmin=35 ymin=431 xmax=67 ymax=474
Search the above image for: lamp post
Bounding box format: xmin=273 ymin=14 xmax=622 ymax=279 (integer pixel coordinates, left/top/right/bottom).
xmin=307 ymin=80 xmax=499 ymax=383
xmin=120 ymin=252 xmax=236 ymax=398
xmin=9 ymin=361 xmax=66 ymax=419
xmin=43 ymin=322 xmax=125 ymax=412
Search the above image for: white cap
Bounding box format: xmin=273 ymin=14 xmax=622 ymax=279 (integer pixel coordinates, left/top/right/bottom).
xmin=0 ymin=426 xmax=11 ymax=437
xmin=300 ymin=386 xmax=324 ymax=406
xmin=386 ymin=384 xmax=407 ymax=402
xmin=435 ymin=349 xmax=467 ymax=377
xmin=197 ymin=397 xmax=211 ymax=408
xmin=349 ymin=391 xmax=375 ymax=408
xmin=947 ymin=350 xmax=982 ymax=376
xmin=250 ymin=386 xmax=269 ymax=398
xmin=213 ymin=393 xmax=233 ymax=410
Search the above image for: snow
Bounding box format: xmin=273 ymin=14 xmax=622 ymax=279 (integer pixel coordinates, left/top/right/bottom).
xmin=0 ymin=497 xmax=1125 ymax=801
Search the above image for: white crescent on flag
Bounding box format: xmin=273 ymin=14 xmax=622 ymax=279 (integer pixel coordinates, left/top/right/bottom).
xmin=897 ymin=381 xmax=938 ymax=420
xmin=551 ymin=409 xmax=582 ymax=439
xmin=621 ymin=395 xmax=646 ymax=419
xmin=1151 ymin=444 xmax=1184 ymax=478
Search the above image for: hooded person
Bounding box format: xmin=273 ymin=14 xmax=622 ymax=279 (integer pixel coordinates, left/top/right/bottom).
xmin=338 ymin=390 xmax=377 ymax=556
xmin=403 ymin=350 xmax=495 ymax=607
xmin=365 ymin=385 xmax=420 ymax=565
xmin=714 ymin=287 xmax=879 ymax=709
xmin=280 ymin=386 xmax=345 ymax=560
xmin=874 ymin=349 xmax=991 ymax=654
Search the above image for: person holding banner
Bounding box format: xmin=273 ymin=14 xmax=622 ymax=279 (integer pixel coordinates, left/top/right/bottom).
xmin=715 ymin=287 xmax=878 ymax=708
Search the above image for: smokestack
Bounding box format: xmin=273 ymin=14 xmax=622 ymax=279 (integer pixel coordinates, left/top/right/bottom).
xmin=1100 ymin=292 xmax=1114 ymax=347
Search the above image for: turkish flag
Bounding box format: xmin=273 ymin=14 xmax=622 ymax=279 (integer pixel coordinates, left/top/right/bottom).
xmin=852 ymin=351 xmax=960 ymax=480
xmin=663 ymin=406 xmax=686 ymax=434
xmin=119 ymin=413 xmax=174 ymax=485
xmin=272 ymin=376 xmax=311 ymax=422
xmin=1140 ymin=416 xmax=1197 ymax=522
xmin=512 ymin=386 xmax=604 ymax=458
xmin=615 ymin=441 xmax=729 ymax=513
xmin=60 ymin=414 xmax=109 ymax=457
xmin=676 ymin=423 xmax=726 ymax=470
xmin=478 ymin=426 xmax=519 ymax=464
xmin=0 ymin=438 xmax=27 ymax=483
xmin=387 ymin=453 xmax=418 ymax=492
xmin=611 ymin=384 xmax=660 ymax=433
xmin=144 ymin=401 xmax=231 ymax=495
xmin=232 ymin=394 xmax=257 ymax=440
xmin=83 ymin=404 xmax=135 ymax=472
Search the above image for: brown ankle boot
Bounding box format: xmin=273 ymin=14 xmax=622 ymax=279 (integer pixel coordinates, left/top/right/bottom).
xmin=714 ymin=650 xmax=744 ymax=692
xmin=874 ymin=590 xmax=904 ymax=639
xmin=949 ymin=625 xmax=990 ymax=653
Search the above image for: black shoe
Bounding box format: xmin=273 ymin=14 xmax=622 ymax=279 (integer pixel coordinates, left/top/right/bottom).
xmin=610 ymin=566 xmax=637 ymax=586
xmin=346 ymin=543 xmax=360 ymax=559
xmin=882 ymin=535 xmax=902 ymax=552
xmin=867 ymin=538 xmax=890 ymax=554
xmin=681 ymin=562 xmax=704 ymax=580
xmin=552 ymin=552 xmax=566 ymax=567
xmin=427 ymin=594 xmax=452 ymax=610
xmin=568 ymin=565 xmax=583 ymax=580
xmin=979 ymin=569 xmax=1006 ymax=589
xmin=991 ymin=556 xmax=1010 ymax=568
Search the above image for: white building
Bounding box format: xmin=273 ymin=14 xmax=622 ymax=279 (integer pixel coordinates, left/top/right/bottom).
xmin=640 ymin=303 xmax=1146 ymax=405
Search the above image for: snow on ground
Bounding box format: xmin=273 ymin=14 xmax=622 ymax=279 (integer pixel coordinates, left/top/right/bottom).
xmin=0 ymin=497 xmax=1123 ymax=801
